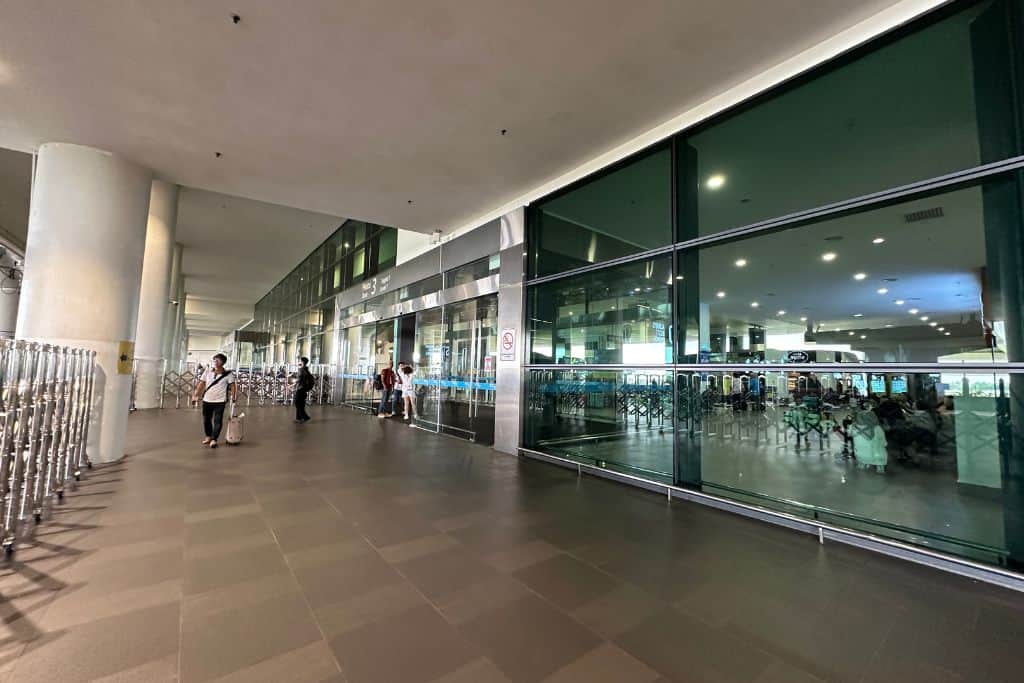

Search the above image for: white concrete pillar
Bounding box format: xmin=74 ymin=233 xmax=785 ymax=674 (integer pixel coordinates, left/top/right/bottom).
xmin=161 ymin=242 xmax=183 ymax=362
xmin=17 ymin=143 xmax=152 ymax=463
xmin=134 ymin=181 xmax=179 ymax=409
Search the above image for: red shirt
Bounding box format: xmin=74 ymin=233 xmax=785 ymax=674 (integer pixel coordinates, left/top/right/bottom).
xmin=380 ymin=367 xmax=397 ymax=389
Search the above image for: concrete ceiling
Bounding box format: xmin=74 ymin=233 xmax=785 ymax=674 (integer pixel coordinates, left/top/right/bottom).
xmin=0 ymin=0 xmax=908 ymax=237
xmin=0 ymin=147 xmax=30 ymax=252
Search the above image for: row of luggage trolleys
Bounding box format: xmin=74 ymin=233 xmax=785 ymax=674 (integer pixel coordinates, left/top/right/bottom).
xmin=0 ymin=340 xmax=96 ymax=557
xmin=160 ymin=364 xmax=336 ymax=408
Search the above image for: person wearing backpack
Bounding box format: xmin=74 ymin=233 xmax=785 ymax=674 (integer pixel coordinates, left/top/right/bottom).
xmin=295 ymin=357 xmax=314 ymax=423
xmin=192 ymin=353 xmax=237 ymax=448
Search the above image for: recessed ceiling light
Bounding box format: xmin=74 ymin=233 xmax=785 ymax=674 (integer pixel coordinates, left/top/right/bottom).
xmin=872 ymin=237 xmax=885 ymax=244
xmin=938 ymin=327 xmax=944 ymax=331
xmin=853 ymin=272 xmax=867 ymax=281
xmin=634 ymin=287 xmax=641 ymax=292
xmin=799 ymin=316 xmax=807 ymax=322
xmin=777 ymin=310 xmax=786 ymax=315
xmin=707 ymin=174 xmax=726 ymax=190
xmin=821 ymin=252 xmax=837 ymax=262
xmin=716 ymin=291 xmax=726 ymax=298
xmin=944 ymin=332 xmax=951 ymax=336
xmin=848 ymin=331 xmax=855 ymax=336
xmin=909 ymin=308 xmax=919 ymax=314
xmin=929 ymin=322 xmax=938 ymax=327
xmin=734 ymin=258 xmax=747 ymax=268
xmin=894 ymin=300 xmax=905 ymax=305
xmin=885 ymin=324 xmax=893 ymax=328
xmin=860 ymin=335 xmax=867 ymax=339
xmin=750 ymin=301 xmax=759 ymax=308
xmin=920 ymin=316 xmax=929 ymax=321
xmin=877 ymin=288 xmax=888 ymax=295
xmin=852 ymin=313 xmax=863 ymax=318
xmin=675 ymin=275 xmax=684 ymax=280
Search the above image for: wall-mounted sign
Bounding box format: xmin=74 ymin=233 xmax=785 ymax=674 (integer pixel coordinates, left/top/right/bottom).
xmin=786 ymin=350 xmax=810 ymax=363
xmin=500 ymin=328 xmax=516 ymax=361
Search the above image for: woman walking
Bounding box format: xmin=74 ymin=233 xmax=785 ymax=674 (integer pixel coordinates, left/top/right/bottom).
xmin=193 ymin=353 xmax=237 ymax=448
xmin=400 ymin=364 xmax=417 ymax=425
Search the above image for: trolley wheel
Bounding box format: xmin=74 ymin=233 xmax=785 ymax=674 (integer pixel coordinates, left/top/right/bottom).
xmin=57 ymin=490 xmax=64 ymax=501
xmin=3 ymin=545 xmax=13 ymax=559
xmin=33 ymin=512 xmax=42 ymax=524
xmin=74 ymin=472 xmax=81 ymax=481
xmin=87 ymin=462 xmax=93 ymax=469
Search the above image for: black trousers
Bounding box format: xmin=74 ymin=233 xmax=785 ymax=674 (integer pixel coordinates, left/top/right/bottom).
xmin=202 ymin=401 xmax=226 ymax=439
xmin=295 ymin=389 xmax=310 ymax=421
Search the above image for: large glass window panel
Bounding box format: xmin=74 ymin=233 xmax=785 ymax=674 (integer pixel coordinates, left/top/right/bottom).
xmin=438 ymin=295 xmax=497 ymax=444
xmin=528 ymin=256 xmax=672 ymax=365
xmin=524 ymin=368 xmax=674 ymax=482
xmin=414 ymin=308 xmax=444 ymax=431
xmin=444 ymin=256 xmax=498 ymax=289
xmin=529 ymin=145 xmax=671 ymax=278
xmin=378 ymin=228 xmax=398 ymax=272
xmin=680 ymin=174 xmax=1024 ymax=364
xmin=351 ymin=247 xmax=365 ymax=281
xmin=341 ymin=323 xmax=376 ymax=410
xmin=677 ymin=368 xmax=1023 ymax=568
xmin=683 ymin=0 xmax=1020 ymax=239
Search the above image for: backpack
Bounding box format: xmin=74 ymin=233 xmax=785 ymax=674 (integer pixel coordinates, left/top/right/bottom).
xmin=300 ymin=370 xmax=315 ymax=392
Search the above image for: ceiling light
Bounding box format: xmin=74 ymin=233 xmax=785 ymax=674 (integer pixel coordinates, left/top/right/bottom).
xmin=909 ymin=308 xmax=919 ymax=315
xmin=707 ymin=174 xmax=726 ymax=190
xmin=675 ymin=275 xmax=684 ymax=280
xmin=821 ymin=252 xmax=837 ymax=262
xmin=938 ymin=327 xmax=944 ymax=331
xmin=885 ymin=324 xmax=893 ymax=328
xmin=945 ymin=332 xmax=951 ymax=336
xmin=750 ymin=301 xmax=759 ymax=308
xmin=894 ymin=300 xmax=905 ymax=305
xmin=860 ymin=335 xmax=867 ymax=339
xmin=734 ymin=258 xmax=747 ymax=268
xmin=920 ymin=316 xmax=929 ymax=321
xmin=848 ymin=331 xmax=855 ymax=336
xmin=634 ymin=287 xmax=641 ymax=292
xmin=872 ymin=237 xmax=885 ymax=244
xmin=853 ymin=272 xmax=867 ymax=281
xmin=929 ymin=322 xmax=938 ymax=327
xmin=852 ymin=313 xmax=863 ymax=318
xmin=877 ymin=288 xmax=888 ymax=295
xmin=799 ymin=316 xmax=807 ymax=322
xmin=777 ymin=310 xmax=786 ymax=315
xmin=716 ymin=291 xmax=726 ymax=298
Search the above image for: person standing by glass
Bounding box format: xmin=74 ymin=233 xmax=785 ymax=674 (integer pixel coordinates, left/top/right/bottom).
xmin=193 ymin=353 xmax=237 ymax=448
xmin=400 ymin=364 xmax=417 ymax=425
xmin=377 ymin=361 xmax=397 ymax=417
xmin=295 ymin=357 xmax=314 ymax=423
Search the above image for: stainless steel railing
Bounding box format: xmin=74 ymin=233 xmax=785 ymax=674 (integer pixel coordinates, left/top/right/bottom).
xmin=0 ymin=340 xmax=96 ymax=557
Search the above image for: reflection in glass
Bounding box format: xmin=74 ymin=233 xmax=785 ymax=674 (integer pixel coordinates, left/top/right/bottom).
xmin=440 ymin=295 xmax=498 ymax=444
xmin=340 ymin=324 xmax=376 ymax=410
xmin=445 ymin=256 xmax=499 ymax=289
xmin=684 ymin=0 xmax=1019 ymax=238
xmin=679 ymin=176 xmax=1022 ymax=365
xmin=524 ymin=369 xmax=674 ymax=481
xmin=676 ymin=369 xmax=1020 ymax=565
xmin=414 ymin=308 xmax=444 ymax=431
xmin=529 ymin=256 xmax=672 ymax=365
xmin=529 ymin=145 xmax=671 ymax=278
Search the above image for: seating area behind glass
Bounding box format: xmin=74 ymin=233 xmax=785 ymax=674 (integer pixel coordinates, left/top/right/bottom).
xmin=523 ymin=0 xmax=1024 ymax=573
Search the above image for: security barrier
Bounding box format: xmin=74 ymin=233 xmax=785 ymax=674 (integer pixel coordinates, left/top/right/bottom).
xmin=0 ymin=341 xmax=96 ymax=557
xmin=162 ymin=363 xmax=337 ymax=409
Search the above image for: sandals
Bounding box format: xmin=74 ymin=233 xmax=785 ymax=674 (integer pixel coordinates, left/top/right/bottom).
xmin=202 ymin=438 xmax=212 ymax=446
xmin=209 ymin=440 xmax=218 ymax=449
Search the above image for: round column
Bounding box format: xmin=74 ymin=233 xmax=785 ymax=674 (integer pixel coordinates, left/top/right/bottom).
xmin=17 ymin=143 xmax=152 ymax=463
xmin=134 ymin=181 xmax=179 ymax=409
xmin=161 ymin=242 xmax=183 ymax=362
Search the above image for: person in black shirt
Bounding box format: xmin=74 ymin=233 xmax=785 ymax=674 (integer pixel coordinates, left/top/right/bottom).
xmin=295 ymin=357 xmax=314 ymax=423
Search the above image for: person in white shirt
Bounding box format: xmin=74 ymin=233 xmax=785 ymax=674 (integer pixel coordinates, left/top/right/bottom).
xmin=399 ymin=365 xmax=417 ymax=425
xmin=192 ymin=353 xmax=237 ymax=448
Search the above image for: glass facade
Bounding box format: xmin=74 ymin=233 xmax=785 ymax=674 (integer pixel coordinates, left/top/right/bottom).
xmin=247 ymin=220 xmax=398 ymax=366
xmin=523 ymin=0 xmax=1024 ymax=571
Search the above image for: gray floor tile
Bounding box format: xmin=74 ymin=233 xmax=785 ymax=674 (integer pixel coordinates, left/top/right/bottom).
xmin=184 ymin=542 xmax=289 ymax=596
xmin=393 ymin=545 xmax=499 ymax=599
xmin=329 ymin=604 xmax=479 ymax=683
xmin=293 ymin=550 xmax=406 ymax=608
xmin=512 ymin=554 xmax=620 ymax=611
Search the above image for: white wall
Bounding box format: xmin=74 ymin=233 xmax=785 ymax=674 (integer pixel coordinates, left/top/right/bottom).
xmin=396 ymin=229 xmax=433 ymax=265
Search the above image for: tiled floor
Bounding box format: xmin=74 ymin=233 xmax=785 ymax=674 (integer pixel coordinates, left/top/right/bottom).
xmin=1 ymin=406 xmax=1023 ymax=682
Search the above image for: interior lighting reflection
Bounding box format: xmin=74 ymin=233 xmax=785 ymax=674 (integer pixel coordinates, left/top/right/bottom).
xmin=848 ymin=331 xmax=855 ymax=336
xmin=909 ymin=308 xmax=919 ymax=314
xmin=860 ymin=335 xmax=867 ymax=339
xmin=877 ymin=288 xmax=888 ymax=294
xmin=929 ymin=322 xmax=938 ymax=327
xmin=852 ymin=313 xmax=863 ymax=318
xmin=938 ymin=327 xmax=944 ymax=331
xmin=821 ymin=252 xmax=837 ymax=262
xmin=799 ymin=316 xmax=807 ymax=322
xmin=895 ymin=300 xmax=905 ymax=305
xmin=853 ymin=272 xmax=867 ymax=280
xmin=945 ymin=332 xmax=951 ymax=336
xmin=707 ymin=174 xmax=726 ymax=190
xmin=750 ymin=301 xmax=759 ymax=308
xmin=777 ymin=310 xmax=786 ymax=315
xmin=920 ymin=316 xmax=929 ymax=321
xmin=872 ymin=237 xmax=885 ymax=244
xmin=734 ymin=258 xmax=748 ymax=268
xmin=716 ymin=291 xmax=726 ymax=298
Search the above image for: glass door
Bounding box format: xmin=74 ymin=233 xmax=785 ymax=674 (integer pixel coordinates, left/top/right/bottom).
xmin=414 ymin=308 xmax=444 ymax=431
xmin=439 ymin=294 xmax=498 ymax=444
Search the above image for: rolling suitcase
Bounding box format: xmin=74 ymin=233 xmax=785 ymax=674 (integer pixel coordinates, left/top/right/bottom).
xmin=225 ymin=403 xmax=245 ymax=445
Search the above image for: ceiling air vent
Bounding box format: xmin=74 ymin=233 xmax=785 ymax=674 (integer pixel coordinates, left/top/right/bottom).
xmin=903 ymin=207 xmax=944 ymax=223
